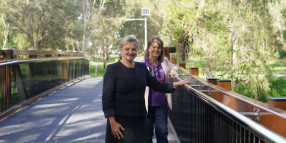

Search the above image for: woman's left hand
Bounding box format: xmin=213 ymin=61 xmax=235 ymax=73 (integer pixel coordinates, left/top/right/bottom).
xmin=170 ymin=70 xmax=178 ymax=77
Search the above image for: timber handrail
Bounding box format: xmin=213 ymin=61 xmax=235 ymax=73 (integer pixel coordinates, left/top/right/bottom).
xmin=0 ymin=57 xmax=86 ymax=66
xmin=0 ymin=49 xmax=83 ymax=60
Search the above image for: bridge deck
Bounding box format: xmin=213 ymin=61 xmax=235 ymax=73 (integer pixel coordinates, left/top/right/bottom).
xmin=0 ymin=78 xmax=177 ymax=143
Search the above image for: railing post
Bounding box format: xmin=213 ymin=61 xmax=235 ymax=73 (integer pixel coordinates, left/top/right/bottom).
xmin=0 ymin=48 xmax=14 ymax=111
xmin=217 ymin=80 xmax=231 ymax=90
xmin=189 ymin=67 xmax=199 ymax=76
xmin=0 ymin=50 xmax=3 ymax=60
xmin=28 ymin=49 xmax=37 ymax=58
xmin=268 ymin=97 xmax=286 ymax=111
xmin=60 ymin=60 xmax=69 ymax=82
xmin=43 ymin=50 xmax=52 ymax=57
xmin=207 ymin=78 xmax=219 ymax=85
xmin=164 ymin=47 xmax=171 ymax=60
xmin=170 ymin=58 xmax=177 ymax=64
xmin=179 ymin=63 xmax=186 ymax=69
xmin=164 ymin=47 xmax=176 ymax=60
xmin=2 ymin=48 xmax=14 ymax=60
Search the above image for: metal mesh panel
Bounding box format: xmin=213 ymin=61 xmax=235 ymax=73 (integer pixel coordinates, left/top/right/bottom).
xmin=169 ymin=78 xmax=274 ymax=143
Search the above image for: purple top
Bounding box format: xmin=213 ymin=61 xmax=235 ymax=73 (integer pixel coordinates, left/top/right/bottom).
xmin=145 ymin=57 xmax=167 ymax=106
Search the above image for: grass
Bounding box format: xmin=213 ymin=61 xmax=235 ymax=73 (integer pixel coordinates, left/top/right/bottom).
xmin=269 ymin=77 xmax=286 ymax=97
xmin=184 ymin=57 xmax=286 ymax=101
xmin=268 ymin=59 xmax=286 ymax=73
xmin=89 ymin=55 xmax=143 ymax=77
xmin=89 ymin=55 xmax=119 ymax=77
xmin=268 ymin=59 xmax=286 ymax=98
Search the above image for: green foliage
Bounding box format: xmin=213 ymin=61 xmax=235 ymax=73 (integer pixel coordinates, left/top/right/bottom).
xmin=118 ymin=0 xmax=166 ymax=52
xmin=269 ymin=77 xmax=286 ymax=97
xmin=162 ymin=0 xmax=286 ymax=102
xmin=3 ymin=0 xmax=79 ymax=50
xmin=1 ymin=0 xmax=286 ymax=103
xmin=89 ymin=55 xmax=118 ymax=77
xmin=278 ymin=49 xmax=286 ymax=59
xmin=269 ymin=59 xmax=286 ymax=72
xmin=234 ymin=82 xmax=268 ymax=103
xmin=283 ymin=30 xmax=286 ymax=41
xmin=89 ymin=64 xmax=107 ymax=77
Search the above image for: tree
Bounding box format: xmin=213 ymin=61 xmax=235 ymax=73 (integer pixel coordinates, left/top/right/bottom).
xmin=118 ymin=0 xmax=166 ymax=54
xmin=5 ymin=0 xmax=77 ymax=50
xmin=0 ymin=0 xmax=9 ymax=49
xmin=0 ymin=13 xmax=9 ymax=49
xmin=77 ymin=0 xmax=106 ymax=54
xmin=92 ymin=0 xmax=126 ymax=69
xmin=160 ymin=0 xmax=285 ymax=102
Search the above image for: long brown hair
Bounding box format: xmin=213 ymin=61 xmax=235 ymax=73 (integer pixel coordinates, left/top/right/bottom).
xmin=144 ymin=37 xmax=165 ymax=61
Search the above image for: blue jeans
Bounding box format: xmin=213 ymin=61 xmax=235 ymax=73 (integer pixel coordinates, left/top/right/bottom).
xmin=145 ymin=105 xmax=168 ymax=143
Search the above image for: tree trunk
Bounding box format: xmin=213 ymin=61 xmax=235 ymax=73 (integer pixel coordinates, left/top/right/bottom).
xmin=95 ymin=58 xmax=98 ymax=76
xmin=1 ymin=15 xmax=9 ymax=49
xmin=178 ymin=30 xmax=190 ymax=62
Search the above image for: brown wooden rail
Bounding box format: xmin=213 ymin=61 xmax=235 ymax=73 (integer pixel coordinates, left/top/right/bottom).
xmin=178 ymin=67 xmax=286 ymax=138
xmin=0 ymin=49 xmax=83 ymax=60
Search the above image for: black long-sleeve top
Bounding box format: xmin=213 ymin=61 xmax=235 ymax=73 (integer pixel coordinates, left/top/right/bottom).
xmin=102 ymin=61 xmax=174 ymax=118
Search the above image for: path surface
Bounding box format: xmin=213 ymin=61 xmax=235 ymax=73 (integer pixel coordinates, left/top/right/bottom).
xmin=0 ymin=78 xmax=177 ymax=143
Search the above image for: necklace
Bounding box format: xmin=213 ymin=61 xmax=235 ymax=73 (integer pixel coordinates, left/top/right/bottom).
xmin=121 ymin=60 xmax=135 ymax=68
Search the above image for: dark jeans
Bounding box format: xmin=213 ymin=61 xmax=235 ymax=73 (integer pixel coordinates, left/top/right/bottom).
xmin=145 ymin=104 xmax=168 ymax=143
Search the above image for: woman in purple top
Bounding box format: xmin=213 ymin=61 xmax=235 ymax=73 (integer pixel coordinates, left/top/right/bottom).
xmin=139 ymin=37 xmax=178 ymax=143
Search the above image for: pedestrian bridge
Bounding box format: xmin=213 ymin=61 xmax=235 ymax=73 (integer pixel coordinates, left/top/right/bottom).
xmin=0 ymin=77 xmax=177 ymax=143
xmin=1 ymin=49 xmax=286 ymax=143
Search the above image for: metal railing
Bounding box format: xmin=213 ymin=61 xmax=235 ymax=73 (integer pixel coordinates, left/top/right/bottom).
xmin=0 ymin=49 xmax=89 ymax=113
xmin=169 ymin=68 xmax=286 ymax=143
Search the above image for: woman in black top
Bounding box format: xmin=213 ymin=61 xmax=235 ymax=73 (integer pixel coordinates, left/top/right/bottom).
xmin=102 ymin=35 xmax=188 ymax=143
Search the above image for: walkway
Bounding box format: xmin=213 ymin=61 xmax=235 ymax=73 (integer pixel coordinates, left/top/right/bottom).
xmin=0 ymin=78 xmax=177 ymax=143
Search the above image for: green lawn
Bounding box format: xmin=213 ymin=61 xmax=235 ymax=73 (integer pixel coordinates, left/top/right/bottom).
xmin=268 ymin=59 xmax=286 ymax=73
xmin=89 ymin=55 xmax=119 ymax=77
xmin=89 ymin=56 xmax=286 ymax=79
xmin=89 ymin=55 xmax=143 ymax=77
xmin=184 ymin=58 xmax=286 ymax=76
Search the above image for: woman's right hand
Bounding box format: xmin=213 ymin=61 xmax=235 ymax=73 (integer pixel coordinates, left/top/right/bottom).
xmin=108 ymin=116 xmax=125 ymax=139
xmin=173 ymin=79 xmax=189 ymax=88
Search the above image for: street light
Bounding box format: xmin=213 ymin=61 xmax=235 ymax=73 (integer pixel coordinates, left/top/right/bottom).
xmin=125 ymin=8 xmax=150 ymax=50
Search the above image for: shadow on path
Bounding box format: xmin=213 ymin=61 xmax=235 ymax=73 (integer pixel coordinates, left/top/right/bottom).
xmin=0 ymin=77 xmax=177 ymax=143
xmin=0 ymin=78 xmax=105 ymax=143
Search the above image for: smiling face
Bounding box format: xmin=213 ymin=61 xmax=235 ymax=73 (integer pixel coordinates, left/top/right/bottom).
xmin=120 ymin=41 xmax=137 ymax=62
xmin=148 ymin=40 xmax=162 ymax=60
xmin=145 ymin=38 xmax=164 ymax=61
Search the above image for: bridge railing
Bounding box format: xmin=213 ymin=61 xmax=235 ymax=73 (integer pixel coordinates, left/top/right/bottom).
xmin=0 ymin=49 xmax=89 ymax=116
xmin=169 ymin=67 xmax=286 ymax=143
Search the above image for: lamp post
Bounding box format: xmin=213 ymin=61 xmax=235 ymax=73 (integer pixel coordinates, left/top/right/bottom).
xmin=125 ymin=8 xmax=150 ymax=50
